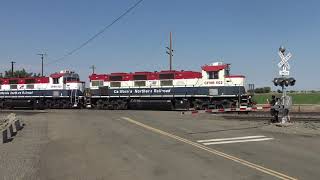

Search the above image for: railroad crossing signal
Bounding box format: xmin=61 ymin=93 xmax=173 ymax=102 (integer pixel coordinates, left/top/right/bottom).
xmin=278 ymin=48 xmax=292 ymax=76
xmin=271 ymin=46 xmax=296 ymax=124
xmin=273 ymin=77 xmax=296 ymax=87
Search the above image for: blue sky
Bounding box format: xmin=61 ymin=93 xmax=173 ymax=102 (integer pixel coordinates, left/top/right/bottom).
xmin=0 ymin=0 xmax=319 ymax=90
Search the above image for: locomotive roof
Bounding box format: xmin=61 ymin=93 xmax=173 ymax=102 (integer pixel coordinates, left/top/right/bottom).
xmin=89 ymin=69 xmax=203 ymax=81
xmin=201 ymin=64 xmax=229 ymax=71
xmin=50 ymin=71 xmax=79 ymax=79
xmin=88 ymin=63 xmax=232 ymax=81
xmin=0 ymin=71 xmax=80 ymax=84
xmin=0 ymin=76 xmax=49 ymax=84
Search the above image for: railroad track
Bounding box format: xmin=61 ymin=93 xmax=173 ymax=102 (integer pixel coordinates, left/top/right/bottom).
xmin=213 ymin=112 xmax=320 ymax=122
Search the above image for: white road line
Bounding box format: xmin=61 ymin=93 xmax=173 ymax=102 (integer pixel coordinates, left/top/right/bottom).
xmin=197 ymin=135 xmax=266 ymax=143
xmin=203 ymin=138 xmax=274 ymax=145
xmin=121 ymin=117 xmax=296 ymax=180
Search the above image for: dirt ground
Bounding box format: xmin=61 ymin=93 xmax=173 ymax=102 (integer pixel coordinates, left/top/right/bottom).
xmin=261 ymin=121 xmax=320 ymax=136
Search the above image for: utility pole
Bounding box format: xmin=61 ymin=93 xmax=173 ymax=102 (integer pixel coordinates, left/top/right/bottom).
xmin=37 ymin=53 xmax=46 ymax=76
xmin=166 ymin=32 xmax=174 ymax=70
xmin=90 ymin=65 xmax=96 ymax=74
xmin=10 ymin=61 xmax=16 ymax=77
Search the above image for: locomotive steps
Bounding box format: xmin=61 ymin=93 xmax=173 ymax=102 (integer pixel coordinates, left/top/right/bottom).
xmin=0 ymin=113 xmax=24 ymax=143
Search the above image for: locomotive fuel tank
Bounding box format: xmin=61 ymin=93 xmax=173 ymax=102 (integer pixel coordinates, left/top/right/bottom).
xmin=3 ymin=99 xmax=33 ymax=109
xmin=129 ymin=99 xmax=173 ymax=110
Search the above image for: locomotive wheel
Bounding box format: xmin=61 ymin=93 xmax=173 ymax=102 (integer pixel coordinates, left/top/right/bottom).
xmin=103 ymin=100 xmax=110 ymax=110
xmin=122 ymin=101 xmax=128 ymax=110
xmin=194 ymin=104 xmax=202 ymax=110
xmin=186 ymin=100 xmax=191 ymax=110
xmin=107 ymin=104 xmax=114 ymax=110
xmin=51 ymin=100 xmax=58 ymax=109
xmin=216 ymin=104 xmax=224 ymax=109
xmin=170 ymin=101 xmax=176 ymax=110
xmin=112 ymin=101 xmax=119 ymax=110
xmin=116 ymin=100 xmax=127 ymax=110
xmin=105 ymin=100 xmax=115 ymax=110
xmin=55 ymin=100 xmax=62 ymax=109
xmin=57 ymin=100 xmax=64 ymax=109
xmin=221 ymin=100 xmax=233 ymax=109
xmin=96 ymin=100 xmax=104 ymax=110
xmin=45 ymin=100 xmax=52 ymax=109
xmin=32 ymin=100 xmax=38 ymax=110
xmin=61 ymin=100 xmax=70 ymax=109
xmin=51 ymin=100 xmax=56 ymax=109
xmin=33 ymin=99 xmax=45 ymax=110
xmin=3 ymin=100 xmax=10 ymax=109
xmin=193 ymin=100 xmax=204 ymax=110
xmin=2 ymin=100 xmax=9 ymax=109
xmin=0 ymin=100 xmax=4 ymax=109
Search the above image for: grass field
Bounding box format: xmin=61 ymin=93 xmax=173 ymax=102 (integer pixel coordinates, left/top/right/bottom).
xmin=252 ymin=93 xmax=320 ymax=105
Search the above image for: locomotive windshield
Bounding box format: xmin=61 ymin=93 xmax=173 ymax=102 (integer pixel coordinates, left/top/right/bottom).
xmin=133 ymin=75 xmax=147 ymax=80
xmin=110 ymin=76 xmax=123 ymax=81
xmin=9 ymin=79 xmax=18 ymax=84
xmin=208 ymin=71 xmax=219 ymax=79
xmin=159 ymin=73 xmax=174 ymax=79
xmin=25 ymin=79 xmax=36 ymax=84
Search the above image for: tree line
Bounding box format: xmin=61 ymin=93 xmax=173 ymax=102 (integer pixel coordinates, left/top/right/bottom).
xmin=0 ymin=69 xmax=41 ymax=78
xmin=248 ymin=87 xmax=271 ymax=94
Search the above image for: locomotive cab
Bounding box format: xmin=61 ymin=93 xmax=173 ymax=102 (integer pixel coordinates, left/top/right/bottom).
xmin=50 ymin=70 xmax=85 ymax=92
xmin=201 ymin=62 xmax=245 ymax=86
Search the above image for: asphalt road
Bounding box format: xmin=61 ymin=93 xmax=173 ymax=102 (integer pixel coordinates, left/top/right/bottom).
xmin=1 ymin=110 xmax=319 ymax=180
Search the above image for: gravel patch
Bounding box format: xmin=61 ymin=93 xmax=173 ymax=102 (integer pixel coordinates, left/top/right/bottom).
xmin=0 ymin=113 xmax=48 ymax=180
xmin=0 ymin=113 xmax=10 ymax=131
xmin=261 ymin=121 xmax=320 ymax=136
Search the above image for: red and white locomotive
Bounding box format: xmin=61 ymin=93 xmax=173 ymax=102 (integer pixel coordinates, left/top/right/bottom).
xmin=88 ymin=62 xmax=249 ymax=110
xmin=0 ymin=62 xmax=251 ymax=110
xmin=0 ymin=70 xmax=85 ymax=109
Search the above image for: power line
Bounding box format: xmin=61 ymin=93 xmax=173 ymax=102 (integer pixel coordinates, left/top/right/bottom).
xmin=46 ymin=0 xmax=145 ymax=65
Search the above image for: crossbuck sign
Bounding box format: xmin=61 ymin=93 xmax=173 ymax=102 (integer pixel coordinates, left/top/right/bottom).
xmin=278 ymin=51 xmax=292 ymax=76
